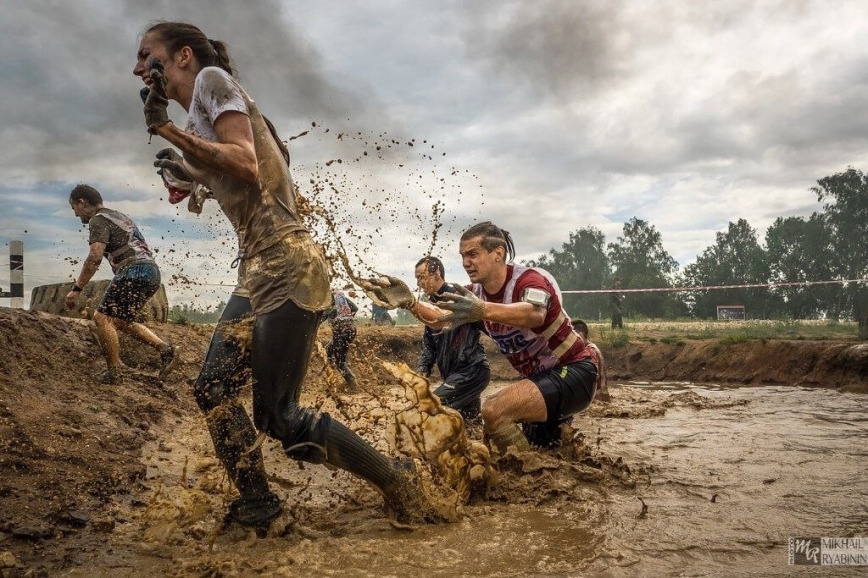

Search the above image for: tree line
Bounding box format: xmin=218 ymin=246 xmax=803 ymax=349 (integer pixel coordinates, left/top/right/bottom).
xmin=526 ymin=167 xmax=868 ymax=338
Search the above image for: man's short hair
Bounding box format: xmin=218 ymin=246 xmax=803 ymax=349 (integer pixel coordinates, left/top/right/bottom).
xmin=572 ymin=318 xmax=589 ymax=338
xmin=415 ymin=256 xmax=444 ymax=279
xmin=70 ymin=184 xmax=103 ymax=207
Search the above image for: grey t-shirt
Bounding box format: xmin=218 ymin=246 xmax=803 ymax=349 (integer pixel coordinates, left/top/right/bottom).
xmin=88 ymin=208 xmax=155 ymax=273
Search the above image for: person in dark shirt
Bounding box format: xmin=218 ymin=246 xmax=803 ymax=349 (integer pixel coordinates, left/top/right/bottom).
xmin=610 ymin=277 xmax=624 ymax=329
xmin=66 ymin=184 xmax=177 ymax=384
xmin=371 ymin=303 xmax=396 ymax=326
xmin=414 ymin=256 xmax=490 ymax=421
xmin=324 ymin=286 xmax=359 ymax=388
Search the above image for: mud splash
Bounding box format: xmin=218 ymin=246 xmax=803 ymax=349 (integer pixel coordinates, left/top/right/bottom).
xmin=383 ymin=362 xmax=494 ymax=518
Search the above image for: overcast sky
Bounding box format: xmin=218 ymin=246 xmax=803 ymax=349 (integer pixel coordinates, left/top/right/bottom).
xmin=2 ymin=0 xmax=867 ymax=309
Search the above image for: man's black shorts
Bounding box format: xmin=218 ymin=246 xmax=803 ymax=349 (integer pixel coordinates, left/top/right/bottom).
xmin=97 ymin=262 xmax=161 ymax=323
xmin=529 ymin=358 xmax=597 ymax=422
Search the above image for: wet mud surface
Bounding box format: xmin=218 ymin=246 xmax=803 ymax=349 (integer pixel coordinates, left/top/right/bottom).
xmin=1 ymin=308 xmax=867 ymax=576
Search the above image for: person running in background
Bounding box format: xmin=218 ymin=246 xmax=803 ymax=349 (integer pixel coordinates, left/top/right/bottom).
xmin=610 ymin=277 xmax=624 ymax=329
xmin=362 ymin=222 xmax=598 ymax=452
xmin=134 ymin=22 xmax=429 ymax=528
xmin=66 ymin=184 xmax=177 ymax=384
xmin=324 ymin=285 xmax=359 ymax=388
xmin=415 ymin=256 xmax=490 ymax=421
xmin=571 ymin=319 xmax=609 ymax=402
xmin=371 ymin=303 xmax=396 ymax=326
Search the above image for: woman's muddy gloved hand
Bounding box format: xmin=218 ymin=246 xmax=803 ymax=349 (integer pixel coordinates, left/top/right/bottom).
xmin=359 ymin=275 xmax=416 ymax=310
xmin=140 ymin=57 xmax=170 ymax=133
xmin=154 ymin=148 xmax=195 ymax=205
xmin=436 ymin=285 xmax=486 ymax=327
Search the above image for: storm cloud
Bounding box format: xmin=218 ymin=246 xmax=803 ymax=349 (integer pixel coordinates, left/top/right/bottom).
xmin=2 ymin=0 xmax=868 ymax=307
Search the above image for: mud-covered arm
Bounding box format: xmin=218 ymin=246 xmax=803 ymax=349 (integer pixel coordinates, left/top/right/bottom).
xmin=152 ymin=112 xmax=259 ymax=184
xmin=476 ymin=301 xmax=546 ymax=329
xmin=417 ymin=327 xmax=438 ymax=376
xmin=436 ymin=286 xmax=546 ymax=329
xmin=75 ymin=242 xmax=106 ymax=288
xmin=409 ymin=300 xmax=451 ymax=330
xmin=66 ymin=242 xmax=105 ymax=310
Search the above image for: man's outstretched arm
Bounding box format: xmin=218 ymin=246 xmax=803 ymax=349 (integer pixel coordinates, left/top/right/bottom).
xmin=65 ymin=242 xmax=106 ymax=309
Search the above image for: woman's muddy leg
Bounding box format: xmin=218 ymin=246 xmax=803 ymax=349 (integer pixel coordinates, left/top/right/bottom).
xmin=251 ymin=300 xmax=401 ymax=493
xmin=195 ymin=296 xmax=276 ymax=518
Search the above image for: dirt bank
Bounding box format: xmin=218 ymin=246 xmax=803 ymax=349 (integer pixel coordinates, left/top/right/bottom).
xmin=605 ymin=340 xmax=868 ymax=390
xmin=0 ymin=308 xmax=866 ymax=574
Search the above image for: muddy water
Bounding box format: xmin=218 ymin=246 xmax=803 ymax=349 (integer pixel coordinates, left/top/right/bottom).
xmin=592 ymin=383 xmax=868 ymax=576
xmin=72 ymin=382 xmax=867 ymax=576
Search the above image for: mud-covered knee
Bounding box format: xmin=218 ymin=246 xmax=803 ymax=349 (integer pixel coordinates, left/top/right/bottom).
xmin=481 ymin=401 xmax=502 ymax=429
xmin=195 ymin=370 xmax=246 ymax=413
xmin=284 ymin=412 xmax=331 ymax=464
xmin=254 ymin=403 xmax=310 ymax=443
xmin=194 ymin=377 xmax=222 ymax=413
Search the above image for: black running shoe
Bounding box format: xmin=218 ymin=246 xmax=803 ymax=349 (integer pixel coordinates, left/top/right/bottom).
xmin=98 ymin=366 xmax=124 ymax=385
xmin=228 ymin=492 xmax=282 ymax=529
xmin=158 ymin=345 xmax=179 ymax=380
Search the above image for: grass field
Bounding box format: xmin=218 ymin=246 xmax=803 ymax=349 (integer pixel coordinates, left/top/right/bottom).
xmin=584 ymin=319 xmax=860 ymax=348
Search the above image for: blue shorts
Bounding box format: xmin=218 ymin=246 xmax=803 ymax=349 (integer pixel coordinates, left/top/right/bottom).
xmin=97 ymin=262 xmax=161 ymax=323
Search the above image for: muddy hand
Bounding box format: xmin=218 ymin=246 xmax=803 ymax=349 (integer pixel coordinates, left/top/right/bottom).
xmin=436 ymin=285 xmax=485 ymax=327
xmin=359 ymin=275 xmax=416 ymax=310
xmin=154 ymin=148 xmax=192 ymax=186
xmin=64 ymin=290 xmax=79 ymax=311
xmin=143 ymin=57 xmax=169 ymax=133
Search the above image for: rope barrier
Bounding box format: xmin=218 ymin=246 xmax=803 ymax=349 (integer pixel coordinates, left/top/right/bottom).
xmin=562 ymin=278 xmax=868 ymax=294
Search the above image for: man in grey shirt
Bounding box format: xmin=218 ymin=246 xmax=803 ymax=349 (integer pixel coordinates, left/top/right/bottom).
xmin=66 ymin=184 xmax=177 ymax=384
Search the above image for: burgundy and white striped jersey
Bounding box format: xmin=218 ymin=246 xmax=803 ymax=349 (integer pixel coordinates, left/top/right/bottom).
xmin=471 ymin=265 xmax=596 ymax=378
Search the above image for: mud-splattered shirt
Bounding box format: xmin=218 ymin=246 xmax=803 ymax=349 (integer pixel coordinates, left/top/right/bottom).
xmin=324 ymin=291 xmax=358 ymax=326
xmin=181 ymin=67 xmax=330 ymax=314
xmin=88 ymin=208 xmax=155 ymax=273
xmin=471 ymin=265 xmax=596 ymax=378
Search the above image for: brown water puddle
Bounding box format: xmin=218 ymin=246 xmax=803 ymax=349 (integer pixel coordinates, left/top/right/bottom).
xmin=65 ymin=381 xmax=868 ymax=576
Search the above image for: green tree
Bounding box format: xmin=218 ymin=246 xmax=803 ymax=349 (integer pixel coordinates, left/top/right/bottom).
xmin=607 ymin=218 xmax=685 ymax=318
xmin=812 ymin=167 xmax=868 ymax=338
xmin=684 ymin=219 xmax=781 ymax=319
xmin=765 ymin=214 xmax=841 ymax=319
xmin=526 ymin=226 xmax=612 ymax=320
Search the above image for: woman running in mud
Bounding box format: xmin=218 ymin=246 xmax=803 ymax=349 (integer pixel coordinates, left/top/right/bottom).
xmin=363 ymin=222 xmax=598 ymax=451
xmin=133 ymin=22 xmax=424 ymax=529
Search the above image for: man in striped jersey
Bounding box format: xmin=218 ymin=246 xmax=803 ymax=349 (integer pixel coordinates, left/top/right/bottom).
xmin=362 ymin=222 xmax=598 ymax=452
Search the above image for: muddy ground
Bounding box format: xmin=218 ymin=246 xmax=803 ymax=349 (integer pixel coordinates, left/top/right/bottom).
xmin=0 ymin=307 xmax=866 ymax=576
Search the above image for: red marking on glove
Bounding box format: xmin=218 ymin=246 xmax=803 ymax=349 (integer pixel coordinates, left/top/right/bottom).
xmin=168 ymin=186 xmax=191 ymax=204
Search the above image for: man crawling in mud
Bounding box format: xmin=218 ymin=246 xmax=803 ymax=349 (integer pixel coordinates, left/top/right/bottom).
xmin=363 ymin=221 xmax=598 ymax=451
xmin=414 ymin=256 xmax=490 ymax=421
xmin=66 ymin=184 xmax=177 ymax=384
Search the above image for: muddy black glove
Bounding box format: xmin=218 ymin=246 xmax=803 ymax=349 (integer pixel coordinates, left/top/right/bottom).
xmin=436 ymin=285 xmax=486 ymax=327
xmin=358 ymin=275 xmax=416 ymax=310
xmin=141 ymin=58 xmax=170 ymax=133
xmin=154 ymin=148 xmax=191 ymax=185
